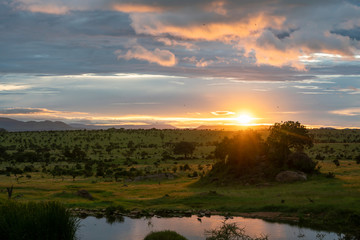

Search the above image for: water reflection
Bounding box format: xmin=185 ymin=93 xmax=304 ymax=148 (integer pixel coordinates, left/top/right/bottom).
xmin=106 ymin=215 xmax=125 ymax=225
xmin=77 ymin=215 xmax=339 ymax=240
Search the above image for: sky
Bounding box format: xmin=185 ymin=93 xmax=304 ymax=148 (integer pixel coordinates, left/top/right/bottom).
xmin=0 ymin=0 xmax=360 ymax=128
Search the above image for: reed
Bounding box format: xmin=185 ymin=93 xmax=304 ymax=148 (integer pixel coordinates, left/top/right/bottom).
xmin=0 ymin=201 xmax=79 ymax=240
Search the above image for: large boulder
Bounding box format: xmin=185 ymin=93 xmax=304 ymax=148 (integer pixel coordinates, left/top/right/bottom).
xmin=276 ymin=171 xmax=307 ymax=183
xmin=76 ymin=189 xmax=94 ymax=200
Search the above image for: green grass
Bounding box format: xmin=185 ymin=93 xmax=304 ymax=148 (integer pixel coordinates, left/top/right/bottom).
xmin=1 ymin=161 xmax=359 ymax=214
xmin=0 ymin=128 xmax=360 ymax=235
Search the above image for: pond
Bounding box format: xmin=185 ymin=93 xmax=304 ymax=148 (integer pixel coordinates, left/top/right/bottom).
xmin=76 ymin=215 xmax=340 ymax=240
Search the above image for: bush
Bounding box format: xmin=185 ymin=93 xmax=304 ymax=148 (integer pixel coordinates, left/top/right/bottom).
xmin=105 ymin=205 xmax=126 ymax=216
xmin=287 ymin=152 xmax=317 ymax=173
xmin=315 ymin=154 xmax=325 ymax=160
xmin=0 ymin=201 xmax=79 ymax=240
xmin=355 ymin=155 xmax=360 ymax=164
xmin=325 ymin=172 xmax=335 ymax=178
xmin=205 ymin=221 xmax=268 ymax=240
xmin=144 ymin=230 xmax=188 ymax=240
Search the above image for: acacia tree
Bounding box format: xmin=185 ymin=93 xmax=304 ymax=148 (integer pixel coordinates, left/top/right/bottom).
xmin=266 ymin=121 xmax=313 ymax=167
xmin=214 ymin=130 xmax=266 ymax=175
xmin=173 ymin=141 xmax=196 ymax=159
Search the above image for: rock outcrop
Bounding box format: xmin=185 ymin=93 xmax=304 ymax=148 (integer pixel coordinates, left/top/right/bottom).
xmin=275 ymin=171 xmax=307 ymax=183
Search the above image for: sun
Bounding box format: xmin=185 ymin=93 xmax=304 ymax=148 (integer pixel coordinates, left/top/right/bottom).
xmin=236 ymin=114 xmax=252 ymax=125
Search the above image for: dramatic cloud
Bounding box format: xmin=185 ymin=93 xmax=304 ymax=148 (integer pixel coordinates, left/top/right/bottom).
xmin=111 ymin=0 xmax=360 ymax=69
xmin=2 ymin=0 xmax=360 ymax=77
xmin=1 ymin=1 xmax=360 ymax=128
xmin=115 ymin=44 xmax=177 ymax=67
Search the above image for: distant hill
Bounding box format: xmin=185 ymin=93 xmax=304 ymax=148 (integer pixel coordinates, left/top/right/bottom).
xmin=70 ymin=123 xmax=177 ymax=130
xmin=0 ymin=118 xmax=177 ymax=131
xmin=0 ymin=117 xmax=74 ymax=132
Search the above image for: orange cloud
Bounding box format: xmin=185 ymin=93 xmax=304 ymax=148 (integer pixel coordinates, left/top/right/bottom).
xmin=211 ymin=111 xmax=235 ymax=116
xmin=129 ymin=13 xmax=317 ymax=69
xmin=130 ymin=13 xmax=283 ymax=41
xmin=115 ymin=45 xmax=177 ymax=67
xmin=246 ymin=44 xmax=306 ymax=70
xmin=183 ymin=56 xmax=214 ymax=67
xmin=112 ymin=3 xmax=163 ymax=13
xmin=25 ymin=4 xmax=69 ymax=14
xmin=13 ymin=0 xmax=70 ymax=14
xmin=156 ymin=38 xmax=196 ymax=50
xmin=124 ymin=4 xmax=358 ymax=69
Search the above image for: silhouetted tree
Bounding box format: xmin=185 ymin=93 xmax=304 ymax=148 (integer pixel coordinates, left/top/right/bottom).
xmin=266 ymin=121 xmax=313 ymax=167
xmin=173 ymin=141 xmax=196 ymax=158
xmin=214 ymin=130 xmax=266 ymax=175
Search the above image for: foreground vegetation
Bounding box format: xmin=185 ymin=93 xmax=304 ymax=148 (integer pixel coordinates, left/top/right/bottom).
xmin=144 ymin=230 xmax=188 ymax=240
xmin=0 ymin=126 xmax=360 ymax=236
xmin=0 ymin=201 xmax=79 ymax=240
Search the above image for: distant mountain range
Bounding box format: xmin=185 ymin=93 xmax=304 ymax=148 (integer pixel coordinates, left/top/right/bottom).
xmin=69 ymin=123 xmax=177 ymax=130
xmin=0 ymin=117 xmax=74 ymax=131
xmin=0 ymin=117 xmax=176 ymax=131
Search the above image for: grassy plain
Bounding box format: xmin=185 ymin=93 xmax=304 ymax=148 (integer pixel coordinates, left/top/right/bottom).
xmin=0 ymin=128 xmax=360 ymax=233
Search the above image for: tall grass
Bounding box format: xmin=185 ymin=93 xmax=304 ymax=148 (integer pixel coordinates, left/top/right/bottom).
xmin=0 ymin=201 xmax=79 ymax=240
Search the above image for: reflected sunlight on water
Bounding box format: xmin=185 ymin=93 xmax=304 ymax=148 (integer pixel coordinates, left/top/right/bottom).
xmin=77 ymin=215 xmax=339 ymax=240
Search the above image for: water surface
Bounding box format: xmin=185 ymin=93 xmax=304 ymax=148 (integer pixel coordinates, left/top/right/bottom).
xmin=77 ymin=215 xmax=339 ymax=240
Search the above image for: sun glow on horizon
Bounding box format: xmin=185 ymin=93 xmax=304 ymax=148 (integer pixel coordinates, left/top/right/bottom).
xmin=236 ymin=113 xmax=253 ymax=125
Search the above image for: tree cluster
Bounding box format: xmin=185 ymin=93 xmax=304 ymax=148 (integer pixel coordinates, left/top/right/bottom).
xmin=208 ymin=121 xmax=316 ymax=182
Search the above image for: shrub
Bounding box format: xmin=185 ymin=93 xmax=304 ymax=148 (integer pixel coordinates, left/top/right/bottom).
xmin=325 ymin=172 xmax=335 ymax=178
xmin=287 ymin=152 xmax=317 ymax=173
xmin=144 ymin=230 xmax=188 ymax=240
xmin=315 ymin=154 xmax=325 ymax=160
xmin=105 ymin=205 xmax=126 ymax=216
xmin=0 ymin=201 xmax=79 ymax=240
xmin=355 ymin=155 xmax=360 ymax=164
xmin=205 ymin=221 xmax=268 ymax=240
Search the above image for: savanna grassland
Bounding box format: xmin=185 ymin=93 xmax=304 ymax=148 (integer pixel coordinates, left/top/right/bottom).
xmin=0 ymin=128 xmax=360 ymax=234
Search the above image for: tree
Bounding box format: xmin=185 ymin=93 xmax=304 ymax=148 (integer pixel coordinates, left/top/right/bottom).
xmin=83 ymin=162 xmax=93 ymax=177
xmin=0 ymin=145 xmax=9 ymax=162
xmin=214 ymin=130 xmax=266 ymax=174
xmin=70 ymin=169 xmax=81 ymax=181
xmin=266 ymin=121 xmax=313 ymax=167
xmin=173 ymin=141 xmax=196 ymax=158
xmin=114 ymin=171 xmax=122 ymax=182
